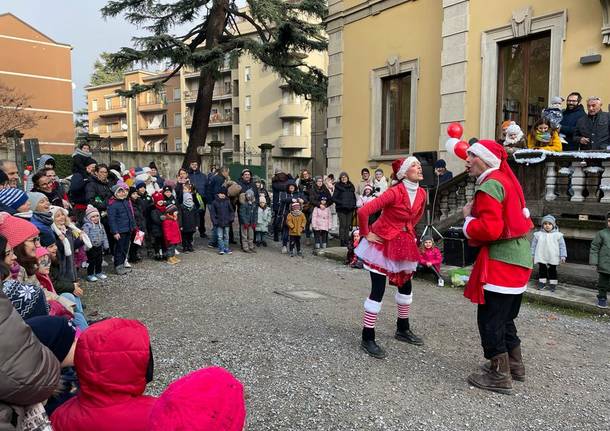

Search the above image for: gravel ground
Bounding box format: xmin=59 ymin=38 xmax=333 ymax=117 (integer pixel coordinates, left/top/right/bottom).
xmin=85 ymin=239 xmax=610 ymax=431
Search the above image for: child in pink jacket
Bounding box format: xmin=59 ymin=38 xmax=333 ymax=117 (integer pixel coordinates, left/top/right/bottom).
xmin=418 ymin=235 xmax=443 ymax=286
xmin=311 ymin=196 xmax=332 ymax=252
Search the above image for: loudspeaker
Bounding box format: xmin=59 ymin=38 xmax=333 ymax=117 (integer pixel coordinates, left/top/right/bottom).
xmin=413 ymin=151 xmax=438 ymax=188
xmin=443 ymin=227 xmax=479 ymax=267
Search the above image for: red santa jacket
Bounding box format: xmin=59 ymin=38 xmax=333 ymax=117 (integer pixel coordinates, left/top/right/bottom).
xmin=162 ymin=214 xmax=182 ymax=246
xmin=357 ymin=183 xmax=426 ymax=240
xmin=51 ymin=319 xmax=156 ymax=431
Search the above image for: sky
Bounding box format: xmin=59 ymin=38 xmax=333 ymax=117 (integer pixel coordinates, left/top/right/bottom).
xmin=1 ymin=0 xmax=163 ymax=110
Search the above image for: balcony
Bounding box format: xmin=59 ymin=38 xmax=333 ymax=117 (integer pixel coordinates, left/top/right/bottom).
xmin=278 ymin=135 xmax=309 ymax=149
xmin=109 ymin=129 xmax=128 ymax=138
xmin=99 ymin=106 xmax=127 ymax=117
xmin=139 ymin=127 xmax=168 ymax=137
xmin=278 ymin=103 xmax=308 ymax=119
xmin=184 ymin=88 xmax=232 ymax=104
xmin=139 ymin=99 xmax=167 ymax=112
xmin=185 ymin=114 xmax=233 ymax=128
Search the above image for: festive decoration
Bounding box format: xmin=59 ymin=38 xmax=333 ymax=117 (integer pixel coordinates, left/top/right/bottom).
xmin=454 ymin=140 xmax=470 ymax=160
xmin=447 ymin=122 xmax=464 ymax=139
xmin=445 ymin=137 xmax=459 ymax=155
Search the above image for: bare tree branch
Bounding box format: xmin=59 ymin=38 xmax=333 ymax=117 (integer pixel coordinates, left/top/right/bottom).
xmin=0 ymin=83 xmax=45 ymax=135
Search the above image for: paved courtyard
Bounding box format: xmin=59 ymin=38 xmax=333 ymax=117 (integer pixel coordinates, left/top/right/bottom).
xmin=86 ymin=241 xmax=610 ymax=430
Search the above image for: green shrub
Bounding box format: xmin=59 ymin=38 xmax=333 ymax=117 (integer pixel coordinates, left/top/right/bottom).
xmin=50 ymin=154 xmax=73 ymax=178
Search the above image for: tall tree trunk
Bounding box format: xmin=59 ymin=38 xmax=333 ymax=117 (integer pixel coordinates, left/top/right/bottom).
xmin=183 ymin=0 xmax=229 ymax=168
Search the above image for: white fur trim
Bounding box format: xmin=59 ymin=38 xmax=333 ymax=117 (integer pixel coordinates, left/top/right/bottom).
xmin=395 ymin=292 xmax=413 ymax=305
xmin=522 ymin=208 xmax=530 ymax=218
xmin=462 ymin=216 xmax=475 ymax=239
xmin=396 ymin=156 xmax=419 ymax=181
xmin=483 ymin=283 xmax=527 ymax=294
xmin=364 ymin=298 xmax=382 ymax=314
xmin=468 ymin=143 xmax=501 ymax=168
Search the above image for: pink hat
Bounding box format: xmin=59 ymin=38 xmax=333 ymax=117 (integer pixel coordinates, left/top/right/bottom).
xmin=0 ymin=212 xmax=39 ymax=248
xmin=148 ymin=367 xmax=245 ymax=431
xmin=35 ymin=246 xmax=49 ymax=259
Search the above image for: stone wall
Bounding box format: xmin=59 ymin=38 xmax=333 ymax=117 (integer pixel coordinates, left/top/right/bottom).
xmin=92 ymin=150 xmax=188 ymax=178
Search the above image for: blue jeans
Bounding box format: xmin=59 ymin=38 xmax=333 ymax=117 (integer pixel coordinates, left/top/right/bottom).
xmin=60 ymin=293 xmax=88 ymax=330
xmin=216 ymin=226 xmax=229 ymax=251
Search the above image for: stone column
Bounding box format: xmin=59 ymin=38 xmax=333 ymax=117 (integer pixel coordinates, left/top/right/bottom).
xmin=258 ymin=143 xmax=274 ymax=185
xmin=570 ymin=161 xmax=586 ymax=202
xmin=208 ymin=140 xmax=224 ymax=169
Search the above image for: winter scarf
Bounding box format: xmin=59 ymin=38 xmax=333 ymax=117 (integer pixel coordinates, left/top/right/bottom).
xmin=72 ymin=147 xmax=92 ymax=158
xmin=535 ymin=131 xmax=551 ymax=143
xmin=50 ymin=206 xmax=92 ymax=256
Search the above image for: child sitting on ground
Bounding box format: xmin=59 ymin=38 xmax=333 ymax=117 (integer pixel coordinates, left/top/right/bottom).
xmin=163 ymin=204 xmax=182 ymax=265
xmin=255 ymin=196 xmax=272 ymax=247
xmin=311 ymin=196 xmax=332 ymax=253
xmin=209 ymin=187 xmax=234 ymax=255
xmin=417 ymin=235 xmax=443 ymax=286
xmin=82 ymin=205 xmax=109 ymax=282
xmin=531 ymin=215 xmax=567 ymax=293
xmin=590 ymin=212 xmax=610 ymax=309
xmin=286 ymin=202 xmax=306 ymax=258
xmin=179 ymin=182 xmax=199 ymax=253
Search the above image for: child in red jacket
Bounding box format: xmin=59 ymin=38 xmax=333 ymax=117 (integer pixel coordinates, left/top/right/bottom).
xmin=162 ymin=204 xmax=182 ymax=265
xmin=418 ymin=235 xmax=443 ymax=286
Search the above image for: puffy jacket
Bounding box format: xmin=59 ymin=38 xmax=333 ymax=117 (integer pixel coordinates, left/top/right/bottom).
xmin=286 ymin=211 xmax=306 ymax=236
xmin=574 ymin=111 xmax=610 ymax=151
xmin=108 ymin=199 xmax=136 ymax=234
xmin=419 ymin=247 xmax=442 ymax=272
xmin=162 ymin=216 xmax=182 ymax=246
xmin=590 ymin=227 xmax=610 ymax=274
xmin=209 ymin=198 xmax=234 ymax=228
xmin=309 ymin=184 xmax=333 ymax=208
xmin=85 ymin=176 xmax=113 ymax=212
xmin=205 ymin=174 xmax=225 ymax=204
xmin=561 ymin=105 xmax=586 ymax=150
xmin=149 ymin=208 xmax=164 ymax=238
xmin=238 ymin=201 xmax=258 ymax=226
xmin=82 ymin=219 xmax=109 ymax=249
xmin=68 ymin=172 xmax=91 ymax=205
xmin=311 ymin=206 xmax=332 ymax=232
xmin=271 ymin=172 xmax=293 ymax=211
xmin=332 ymin=181 xmax=357 ymax=212
xmin=277 ymin=190 xmax=305 ymax=225
xmin=51 ymin=318 xmax=156 ymax=431
xmin=180 ymin=204 xmax=199 ymax=234
xmin=256 ymin=207 xmax=272 ymax=232
xmin=0 ymin=291 xmax=60 ymax=431
xmin=187 ymin=169 xmax=207 ymax=200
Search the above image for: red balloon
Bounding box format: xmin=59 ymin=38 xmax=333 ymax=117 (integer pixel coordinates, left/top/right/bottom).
xmin=447 ymin=122 xmax=464 ymax=139
xmin=454 ymin=140 xmax=469 ymax=160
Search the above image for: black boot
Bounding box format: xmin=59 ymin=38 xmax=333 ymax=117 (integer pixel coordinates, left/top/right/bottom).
xmin=360 ymin=328 xmax=386 ymax=359
xmin=395 ymin=318 xmax=424 ymax=345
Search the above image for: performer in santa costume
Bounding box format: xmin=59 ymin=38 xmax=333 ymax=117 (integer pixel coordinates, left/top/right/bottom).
xmin=355 ymin=157 xmax=426 ymax=359
xmin=462 ymin=139 xmax=533 ymax=394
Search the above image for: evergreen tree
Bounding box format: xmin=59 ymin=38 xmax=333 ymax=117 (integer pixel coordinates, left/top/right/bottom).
xmin=101 ymin=0 xmax=327 ymax=166
xmin=90 ymin=52 xmax=129 ymax=86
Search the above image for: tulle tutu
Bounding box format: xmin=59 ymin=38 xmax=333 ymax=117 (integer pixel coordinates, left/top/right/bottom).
xmin=355 ymin=231 xmax=419 ymax=286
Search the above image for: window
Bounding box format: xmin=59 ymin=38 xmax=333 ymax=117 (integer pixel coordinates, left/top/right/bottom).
xmin=119 ymin=96 xmax=126 ymax=108
xmin=245 ymin=96 xmax=251 ymax=111
xmin=92 ymin=119 xmax=99 ymax=133
xmin=173 ymin=88 xmax=181 ymax=101
xmin=175 ymin=138 xmax=182 ymax=152
xmin=106 ymin=123 xmax=112 ymax=133
xmin=174 ymin=113 xmax=182 ymax=127
xmin=245 ymin=66 xmax=251 ymax=82
xmin=92 ymin=99 xmax=98 ymax=112
xmin=381 ymin=72 xmax=411 ymax=154
xmin=496 ymin=32 xmax=551 ymax=135
xmin=233 ymin=135 xmax=240 ymax=152
xmin=211 ymin=131 xmax=219 ymax=141
xmin=160 ymin=141 xmax=168 ymax=153
xmin=282 ymin=89 xmax=290 ymax=105
xmin=245 ymin=124 xmax=252 ymax=139
xmin=224 ymin=81 xmax=231 ymax=94
xmin=295 ymin=120 xmax=302 ymax=136
xmin=282 ymin=120 xmax=290 ymax=136
xmin=105 ymin=97 xmax=112 ymax=110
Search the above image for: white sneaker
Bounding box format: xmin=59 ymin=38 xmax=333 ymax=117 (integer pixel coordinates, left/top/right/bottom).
xmin=102 ymin=260 xmax=108 ymax=267
xmin=96 ymin=273 xmax=108 ymax=280
xmin=281 ymin=246 xmax=287 ymax=254
xmin=175 ymin=249 xmax=180 ymax=255
xmin=124 ymin=261 xmax=132 ymax=268
xmin=437 ymin=278 xmax=445 ymax=287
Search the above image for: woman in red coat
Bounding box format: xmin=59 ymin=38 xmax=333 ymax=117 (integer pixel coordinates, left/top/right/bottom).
xmin=355 ymin=157 xmax=426 ymax=359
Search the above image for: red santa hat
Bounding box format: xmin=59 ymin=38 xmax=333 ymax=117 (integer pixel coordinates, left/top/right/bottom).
xmin=391 ymin=156 xmax=419 ymax=184
xmin=467 ymin=139 xmax=530 ymax=218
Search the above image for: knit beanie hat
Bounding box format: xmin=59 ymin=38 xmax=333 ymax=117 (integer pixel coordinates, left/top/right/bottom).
xmin=363 ymin=184 xmax=374 ymax=195
xmin=163 ymin=185 xmax=173 ymax=193
xmin=217 ymin=187 xmax=228 ymax=196
xmin=111 ymin=184 xmax=127 ymax=197
xmin=129 ymin=186 xmax=137 ymax=196
xmin=541 ymin=214 xmax=556 ymax=228
xmin=85 ymin=204 xmax=100 ymax=219
xmin=433 ymin=159 xmax=447 ymax=169
xmin=165 ymin=204 xmax=178 ymax=214
xmin=0 ymin=212 xmax=39 ymax=247
xmin=0 ymin=188 xmax=29 ymax=210
xmin=291 ymin=201 xmax=301 ymax=210
xmin=27 ymin=192 xmax=46 ymax=211
xmin=135 ymin=180 xmax=146 ymax=190
xmin=148 ymin=367 xmax=246 ymax=431
xmin=421 ymin=234 xmax=434 ymax=243
xmin=27 ymin=316 xmax=76 ymax=362
xmin=39 ymin=228 xmax=56 ymax=247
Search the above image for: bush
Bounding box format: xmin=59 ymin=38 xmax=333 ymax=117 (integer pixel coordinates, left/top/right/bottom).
xmin=50 ymin=154 xmax=73 ymax=178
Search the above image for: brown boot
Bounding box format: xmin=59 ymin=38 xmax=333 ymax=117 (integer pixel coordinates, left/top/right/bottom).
xmin=468 ymin=353 xmax=513 ymax=395
xmin=481 ymin=345 xmax=525 ymax=382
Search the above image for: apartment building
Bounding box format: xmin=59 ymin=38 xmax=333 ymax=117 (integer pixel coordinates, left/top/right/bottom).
xmin=86 ymin=19 xmax=328 ymax=174
xmin=0 ymin=13 xmax=74 ymax=154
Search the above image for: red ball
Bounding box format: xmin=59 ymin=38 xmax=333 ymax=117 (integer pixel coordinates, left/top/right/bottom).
xmin=447 ymin=122 xmax=464 ymax=139
xmin=454 ymin=140 xmax=469 ymax=160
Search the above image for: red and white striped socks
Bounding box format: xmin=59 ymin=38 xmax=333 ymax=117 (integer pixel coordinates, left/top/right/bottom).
xmin=395 ymin=292 xmax=412 ymax=319
xmin=363 ymin=298 xmax=382 ymax=329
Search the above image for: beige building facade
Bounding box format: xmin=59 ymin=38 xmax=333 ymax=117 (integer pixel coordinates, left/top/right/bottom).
xmin=86 ymin=20 xmax=328 ymax=174
xmin=326 ymin=0 xmax=610 ymax=177
xmin=0 ymin=13 xmax=74 ymax=154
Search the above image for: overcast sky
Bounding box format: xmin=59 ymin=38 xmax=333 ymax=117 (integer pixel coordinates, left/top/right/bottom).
xmin=2 ymin=0 xmax=166 ymax=110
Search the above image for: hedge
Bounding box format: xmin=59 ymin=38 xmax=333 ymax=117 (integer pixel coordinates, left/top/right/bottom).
xmin=49 ymin=154 xmax=73 ymax=178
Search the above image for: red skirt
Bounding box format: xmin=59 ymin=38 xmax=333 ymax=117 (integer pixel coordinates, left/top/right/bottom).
xmin=355 ymin=231 xmax=420 ymax=286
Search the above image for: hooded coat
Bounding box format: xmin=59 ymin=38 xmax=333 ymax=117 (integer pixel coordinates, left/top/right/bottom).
xmin=271 ymin=172 xmax=293 ymax=211
xmin=50 ymin=319 xmax=156 ymax=431
xmin=85 ymin=175 xmax=113 ymax=212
